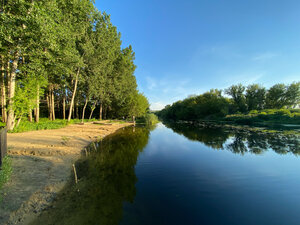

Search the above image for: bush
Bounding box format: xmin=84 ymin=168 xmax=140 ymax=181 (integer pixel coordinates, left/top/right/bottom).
xmin=11 ymin=118 xmax=69 ymax=133
xmin=8 ymin=118 xmax=97 ymax=133
xmin=249 ymin=110 xmax=258 ymax=114
xmin=140 ymin=113 xmax=159 ymax=125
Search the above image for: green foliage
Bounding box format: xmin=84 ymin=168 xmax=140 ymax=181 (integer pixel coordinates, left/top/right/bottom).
xmin=10 ymin=118 xmax=69 ymax=133
xmin=0 ymin=0 xmax=148 ymax=129
xmin=138 ymin=113 xmax=159 ymax=125
xmin=8 ymin=118 xmax=95 ymax=133
xmin=246 ymin=84 xmax=266 ymax=111
xmin=285 ymin=82 xmax=300 ymax=108
xmin=158 ymin=82 xmax=300 ymax=124
xmin=158 ymin=89 xmax=230 ymax=121
xmin=225 ymin=109 xmax=300 ymax=125
xmin=126 ymin=92 xmax=149 ymax=119
xmin=225 ymin=84 xmax=247 ymax=113
xmin=266 ymin=84 xmax=287 ymax=109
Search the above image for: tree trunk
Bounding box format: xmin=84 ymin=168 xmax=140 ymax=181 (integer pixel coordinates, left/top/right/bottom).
xmin=1 ymin=57 xmax=7 ymax=123
xmin=28 ymin=109 xmax=33 ymax=122
xmin=99 ymin=102 xmax=103 ymax=120
xmin=72 ymin=106 xmax=75 ymax=119
xmin=81 ymin=99 xmax=88 ymax=123
xmin=51 ymin=89 xmax=55 ymax=120
xmin=47 ymin=93 xmax=52 ymax=120
xmin=68 ymin=68 xmax=80 ymax=122
xmin=103 ymin=106 xmax=106 ymax=120
xmin=16 ymin=117 xmax=22 ymax=127
xmin=89 ymin=102 xmax=96 ymax=120
xmin=6 ymin=54 xmax=19 ymax=131
xmin=76 ymin=101 xmax=79 ymax=119
xmin=57 ymin=96 xmax=60 ymax=118
xmin=35 ymin=85 xmax=39 ymax=123
xmin=63 ymin=94 xmax=66 ymax=120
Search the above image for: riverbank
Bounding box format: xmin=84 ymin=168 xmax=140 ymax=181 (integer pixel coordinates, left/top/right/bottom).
xmin=0 ymin=121 xmax=132 ymax=225
xmin=161 ymin=118 xmax=300 ymax=135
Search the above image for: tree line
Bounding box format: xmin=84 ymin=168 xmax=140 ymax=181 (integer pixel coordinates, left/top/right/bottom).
xmin=0 ymin=0 xmax=149 ymax=130
xmin=157 ymin=82 xmax=300 ymax=121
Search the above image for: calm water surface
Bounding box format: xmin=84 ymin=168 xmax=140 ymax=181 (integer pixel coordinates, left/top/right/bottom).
xmin=33 ymin=123 xmax=300 ymax=225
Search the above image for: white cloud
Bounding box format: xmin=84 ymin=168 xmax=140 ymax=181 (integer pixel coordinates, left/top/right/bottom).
xmin=252 ymin=52 xmax=278 ymax=61
xmin=150 ymin=102 xmax=166 ymax=111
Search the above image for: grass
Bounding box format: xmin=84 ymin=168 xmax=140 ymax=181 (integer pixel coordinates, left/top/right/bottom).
xmin=0 ymin=118 xmax=97 ymax=133
xmin=108 ymin=120 xmax=126 ymax=124
xmin=224 ymin=109 xmax=300 ymax=125
xmin=0 ymin=156 xmax=12 ymax=200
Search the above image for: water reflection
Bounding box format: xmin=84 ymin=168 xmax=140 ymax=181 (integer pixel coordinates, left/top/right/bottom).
xmin=164 ymin=122 xmax=300 ymax=155
xmin=31 ymin=126 xmax=150 ymax=225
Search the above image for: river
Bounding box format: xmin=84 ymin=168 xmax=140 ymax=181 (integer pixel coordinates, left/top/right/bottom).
xmin=32 ymin=122 xmax=300 ymax=225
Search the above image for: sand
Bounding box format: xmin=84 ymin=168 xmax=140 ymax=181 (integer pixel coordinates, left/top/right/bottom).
xmin=0 ymin=121 xmax=132 ymax=225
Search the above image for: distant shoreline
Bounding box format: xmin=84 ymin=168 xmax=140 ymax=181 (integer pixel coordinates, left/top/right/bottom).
xmin=161 ymin=119 xmax=300 ymax=135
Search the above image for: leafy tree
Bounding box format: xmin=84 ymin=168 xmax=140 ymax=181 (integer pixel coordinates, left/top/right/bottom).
xmin=245 ymin=84 xmax=266 ymax=110
xmin=126 ymin=92 xmax=149 ymax=121
xmin=266 ymin=84 xmax=286 ymax=109
xmin=285 ymin=82 xmax=300 ymax=108
xmin=0 ymin=0 xmax=149 ymax=130
xmin=158 ymin=82 xmax=299 ymax=122
xmin=225 ymin=84 xmax=247 ymax=113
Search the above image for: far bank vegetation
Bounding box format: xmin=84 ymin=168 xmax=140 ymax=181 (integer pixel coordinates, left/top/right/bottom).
xmin=157 ymin=82 xmax=300 ymax=124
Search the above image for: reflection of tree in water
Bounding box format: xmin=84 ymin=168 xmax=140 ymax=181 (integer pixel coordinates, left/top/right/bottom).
xmin=31 ymin=127 xmax=150 ymax=225
xmin=164 ymin=122 xmax=300 ymax=156
xmin=164 ymin=122 xmax=230 ymax=150
xmin=267 ymin=134 xmax=300 ymax=155
xmin=226 ymin=132 xmax=249 ymax=155
xmin=244 ymin=132 xmax=268 ymax=155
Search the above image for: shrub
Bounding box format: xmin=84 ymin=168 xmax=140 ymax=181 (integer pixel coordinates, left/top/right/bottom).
xmin=140 ymin=113 xmax=159 ymax=125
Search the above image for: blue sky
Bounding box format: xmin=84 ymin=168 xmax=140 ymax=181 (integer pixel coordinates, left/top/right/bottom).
xmin=95 ymin=0 xmax=300 ymax=110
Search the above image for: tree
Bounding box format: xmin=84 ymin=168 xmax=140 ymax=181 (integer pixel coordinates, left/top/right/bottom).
xmin=245 ymin=84 xmax=266 ymax=111
xmin=285 ymin=82 xmax=300 ymax=108
xmin=0 ymin=0 xmax=144 ymax=130
xmin=225 ymin=84 xmax=247 ymax=113
xmin=266 ymin=84 xmax=286 ymax=109
xmin=127 ymin=92 xmax=149 ymax=121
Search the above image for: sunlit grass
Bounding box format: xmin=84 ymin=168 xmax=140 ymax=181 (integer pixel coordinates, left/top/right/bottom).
xmin=225 ymin=109 xmax=300 ymax=125
xmin=0 ymin=118 xmax=98 ymax=133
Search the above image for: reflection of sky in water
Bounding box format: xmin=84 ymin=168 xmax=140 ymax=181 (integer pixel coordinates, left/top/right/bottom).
xmin=123 ymin=123 xmax=300 ymax=225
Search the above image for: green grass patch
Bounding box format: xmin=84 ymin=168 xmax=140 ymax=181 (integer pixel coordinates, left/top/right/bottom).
xmin=108 ymin=120 xmax=126 ymax=124
xmin=225 ymin=109 xmax=300 ymax=125
xmin=0 ymin=118 xmax=97 ymax=133
xmin=0 ymin=156 xmax=12 ymax=200
xmin=10 ymin=118 xmax=69 ymax=133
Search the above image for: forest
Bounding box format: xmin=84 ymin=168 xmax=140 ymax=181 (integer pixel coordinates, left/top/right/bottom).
xmin=157 ymin=82 xmax=300 ymax=124
xmin=0 ymin=0 xmax=149 ymax=131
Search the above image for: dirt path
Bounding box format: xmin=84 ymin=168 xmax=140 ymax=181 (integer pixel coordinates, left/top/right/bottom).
xmin=0 ymin=121 xmax=132 ymax=225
